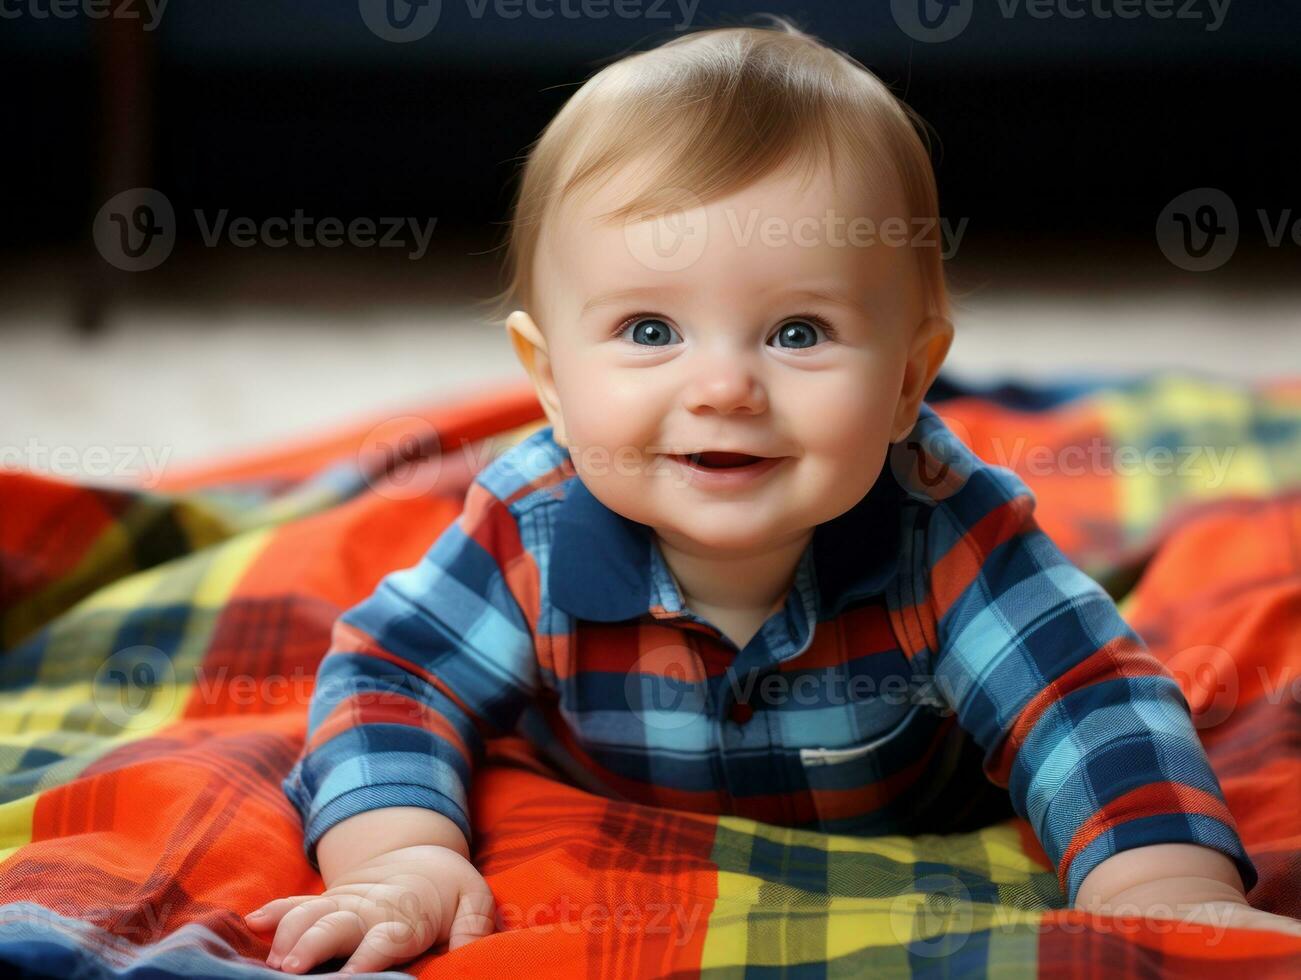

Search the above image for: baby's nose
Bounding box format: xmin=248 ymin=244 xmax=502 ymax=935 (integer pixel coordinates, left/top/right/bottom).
xmin=680 ymin=362 xmax=768 ymax=415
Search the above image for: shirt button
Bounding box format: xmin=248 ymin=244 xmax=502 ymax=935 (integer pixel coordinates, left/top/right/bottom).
xmin=729 ymin=700 xmax=754 ymax=725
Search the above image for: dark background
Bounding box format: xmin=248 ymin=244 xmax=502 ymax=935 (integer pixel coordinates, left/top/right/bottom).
xmin=1 ymin=1 xmax=1298 ymax=325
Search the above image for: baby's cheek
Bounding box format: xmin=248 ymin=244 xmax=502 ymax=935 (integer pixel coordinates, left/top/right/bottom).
xmin=560 ymin=371 xmax=661 ymax=455
xmin=793 ymin=373 xmax=894 ymax=452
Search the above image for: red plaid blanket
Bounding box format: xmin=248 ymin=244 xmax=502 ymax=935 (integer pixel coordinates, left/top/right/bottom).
xmin=2 ymin=372 xmax=1299 ymax=977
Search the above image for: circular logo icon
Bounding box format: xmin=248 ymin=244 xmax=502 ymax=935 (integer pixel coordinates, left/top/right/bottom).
xmin=357 ymin=415 xmax=444 ymax=500
xmin=359 ymin=0 xmax=441 ymax=43
xmin=92 ymin=645 xmax=177 ymax=731
xmin=93 ymin=188 xmax=176 ymax=272
xmin=1156 ymin=188 xmax=1239 ymax=273
xmin=887 ymin=872 xmax=972 ymax=956
xmin=891 ymin=0 xmax=974 ymax=44
xmin=1166 ymin=643 xmax=1239 ymax=730
xmin=888 ymin=411 xmax=973 ymax=504
xmin=622 ymin=186 xmax=709 ymax=273
xmin=622 ymin=646 xmax=706 ymax=731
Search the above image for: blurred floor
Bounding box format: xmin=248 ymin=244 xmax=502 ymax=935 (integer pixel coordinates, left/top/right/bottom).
xmin=2 ymin=237 xmax=1299 ymax=485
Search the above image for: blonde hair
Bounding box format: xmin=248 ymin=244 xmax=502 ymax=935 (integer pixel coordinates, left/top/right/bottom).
xmin=478 ymin=14 xmax=951 ymax=329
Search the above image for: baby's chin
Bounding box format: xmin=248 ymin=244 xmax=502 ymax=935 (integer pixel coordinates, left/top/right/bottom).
xmin=649 ymin=505 xmax=816 ymax=555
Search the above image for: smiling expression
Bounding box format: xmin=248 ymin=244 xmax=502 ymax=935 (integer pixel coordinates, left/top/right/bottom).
xmin=507 ymin=156 xmax=941 ymax=558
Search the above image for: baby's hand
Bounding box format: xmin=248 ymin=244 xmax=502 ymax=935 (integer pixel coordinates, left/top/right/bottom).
xmin=1083 ymin=874 xmax=1301 ymax=940
xmin=244 ymin=844 xmax=496 ymax=974
xmin=1172 ymin=900 xmax=1301 ymax=938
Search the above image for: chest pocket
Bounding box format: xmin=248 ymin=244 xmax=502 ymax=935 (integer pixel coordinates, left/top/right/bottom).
xmin=794 ymin=648 xmax=936 ymax=833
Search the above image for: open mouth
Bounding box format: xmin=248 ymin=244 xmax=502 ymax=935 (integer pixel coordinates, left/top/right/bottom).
xmin=676 ymin=451 xmax=767 ymax=469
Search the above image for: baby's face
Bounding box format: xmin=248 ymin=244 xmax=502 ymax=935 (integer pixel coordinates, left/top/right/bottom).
xmin=515 ymin=159 xmax=934 ymax=557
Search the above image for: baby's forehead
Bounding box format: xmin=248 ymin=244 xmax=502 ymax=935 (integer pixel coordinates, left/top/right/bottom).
xmin=552 ymin=157 xmax=907 ymax=243
xmin=537 ymin=161 xmax=916 ymax=310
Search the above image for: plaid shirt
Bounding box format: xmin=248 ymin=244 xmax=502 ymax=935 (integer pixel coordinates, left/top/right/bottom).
xmin=283 ymin=403 xmax=1258 ymax=906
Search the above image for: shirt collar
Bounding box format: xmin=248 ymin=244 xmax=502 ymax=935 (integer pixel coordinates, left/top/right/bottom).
xmin=547 ymin=435 xmax=907 ymax=625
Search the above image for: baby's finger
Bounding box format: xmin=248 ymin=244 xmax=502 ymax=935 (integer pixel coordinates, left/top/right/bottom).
xmin=447 ymin=883 xmax=496 ymax=951
xmin=1241 ymin=909 xmax=1301 ymax=937
xmin=339 ymin=920 xmax=427 ymax=976
xmin=243 ymin=897 xmax=317 ymax=930
xmin=277 ymin=908 xmax=368 ymax=974
xmin=267 ymin=896 xmax=344 ymax=968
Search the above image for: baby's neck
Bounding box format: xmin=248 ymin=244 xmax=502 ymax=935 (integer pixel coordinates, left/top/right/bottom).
xmin=655 ymin=528 xmax=812 ymax=616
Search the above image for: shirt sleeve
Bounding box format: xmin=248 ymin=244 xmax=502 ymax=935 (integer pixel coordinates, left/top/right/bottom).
xmin=281 ymin=477 xmax=538 ymax=870
xmin=898 ymin=438 xmax=1259 ymax=907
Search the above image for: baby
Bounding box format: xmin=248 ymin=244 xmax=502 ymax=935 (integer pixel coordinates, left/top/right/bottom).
xmin=247 ymin=16 xmax=1301 ymax=974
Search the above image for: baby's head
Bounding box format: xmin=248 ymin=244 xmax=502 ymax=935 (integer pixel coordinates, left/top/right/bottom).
xmin=487 ymin=16 xmax=954 ymax=557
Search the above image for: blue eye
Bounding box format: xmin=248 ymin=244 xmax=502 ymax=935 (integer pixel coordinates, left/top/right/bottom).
xmin=613 ymin=313 xmax=837 ymax=349
xmin=617 ymin=317 xmax=681 ymax=347
xmin=770 ymin=315 xmax=835 ymax=349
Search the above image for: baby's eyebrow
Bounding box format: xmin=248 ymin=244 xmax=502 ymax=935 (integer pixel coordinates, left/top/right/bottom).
xmin=778 ymin=287 xmax=867 ymax=313
xmin=581 ymin=285 xmax=686 ymax=316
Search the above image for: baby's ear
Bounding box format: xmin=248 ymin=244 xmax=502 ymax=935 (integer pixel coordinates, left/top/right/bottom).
xmin=892 ymin=315 xmax=954 ymax=441
xmin=505 ymin=311 xmax=568 ymax=445
xmin=505 ymin=311 xmax=543 ymax=370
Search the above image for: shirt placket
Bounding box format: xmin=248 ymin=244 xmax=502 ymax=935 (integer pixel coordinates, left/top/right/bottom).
xmin=649 ymin=544 xmax=822 ymax=827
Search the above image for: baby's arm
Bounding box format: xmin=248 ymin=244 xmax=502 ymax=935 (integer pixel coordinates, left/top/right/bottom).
xmin=317 ymin=805 xmax=471 ymax=880
xmin=903 ymin=431 xmax=1271 ymax=916
xmin=255 ymin=477 xmax=539 ymax=970
xmin=282 ymin=475 xmax=538 ymax=859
